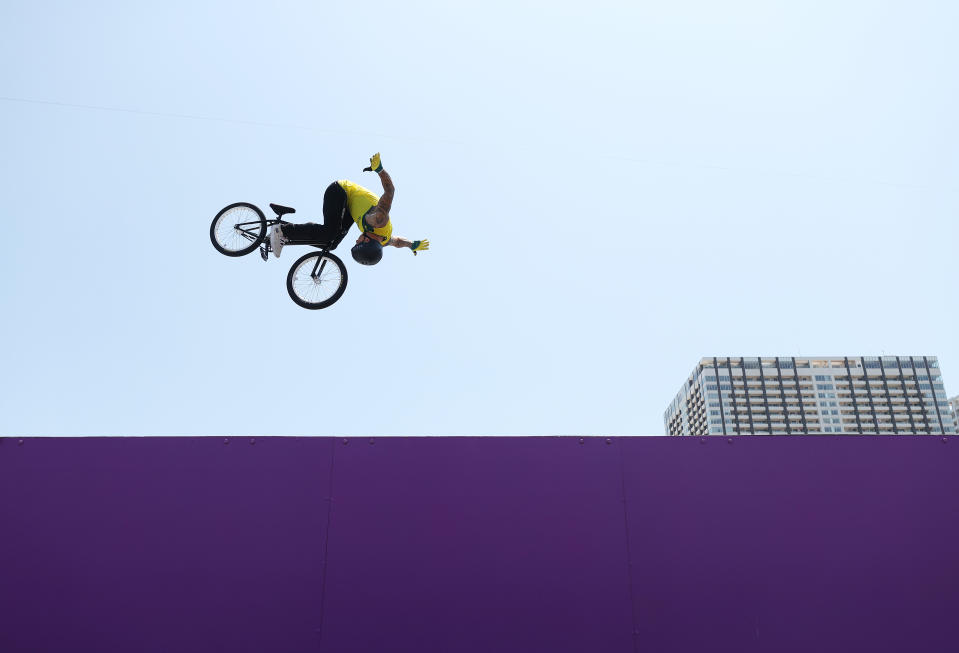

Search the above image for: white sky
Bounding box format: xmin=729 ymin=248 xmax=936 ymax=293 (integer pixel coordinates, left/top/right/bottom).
xmin=2 ymin=0 xmax=956 ymax=436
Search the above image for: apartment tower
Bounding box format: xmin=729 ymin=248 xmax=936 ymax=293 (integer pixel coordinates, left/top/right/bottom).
xmin=665 ymin=356 xmax=956 ymax=436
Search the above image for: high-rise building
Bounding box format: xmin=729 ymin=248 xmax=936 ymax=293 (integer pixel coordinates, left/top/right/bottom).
xmin=665 ymin=356 xmax=956 ymax=436
xmin=950 ymin=396 xmax=959 ymax=426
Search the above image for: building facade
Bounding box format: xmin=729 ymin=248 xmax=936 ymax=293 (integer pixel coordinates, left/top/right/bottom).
xmin=665 ymin=356 xmax=956 ymax=436
xmin=951 ymin=396 xmax=959 ymax=426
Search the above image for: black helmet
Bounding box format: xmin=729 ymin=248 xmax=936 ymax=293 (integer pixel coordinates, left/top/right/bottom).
xmin=351 ymin=240 xmax=383 ymax=266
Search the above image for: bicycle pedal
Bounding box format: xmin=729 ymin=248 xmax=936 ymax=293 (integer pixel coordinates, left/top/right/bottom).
xmin=260 ymin=245 xmax=268 ymax=261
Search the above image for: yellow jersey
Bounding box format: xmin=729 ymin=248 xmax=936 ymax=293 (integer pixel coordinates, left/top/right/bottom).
xmin=337 ymin=180 xmax=393 ymax=244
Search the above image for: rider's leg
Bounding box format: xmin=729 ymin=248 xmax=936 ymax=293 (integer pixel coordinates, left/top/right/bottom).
xmin=278 ymin=222 xmax=326 ymax=240
xmin=323 ymin=181 xmax=352 ymax=232
xmin=271 ymin=182 xmax=351 ymax=258
xmin=280 ymin=183 xmax=350 ymax=242
xmin=272 ymin=222 xmax=324 ymax=259
xmin=270 ymin=223 xmax=323 ymax=258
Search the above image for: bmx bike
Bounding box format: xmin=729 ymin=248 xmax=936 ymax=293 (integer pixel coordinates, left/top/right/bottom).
xmin=210 ymin=202 xmax=351 ymax=310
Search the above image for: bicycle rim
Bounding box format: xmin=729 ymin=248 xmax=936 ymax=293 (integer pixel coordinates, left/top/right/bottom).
xmin=213 ymin=205 xmax=264 ymax=253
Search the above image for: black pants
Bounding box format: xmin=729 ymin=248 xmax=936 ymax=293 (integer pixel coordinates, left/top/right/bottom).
xmin=281 ymin=182 xmax=352 ymax=245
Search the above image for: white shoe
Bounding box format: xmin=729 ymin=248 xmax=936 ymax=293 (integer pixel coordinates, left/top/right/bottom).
xmin=270 ymin=226 xmax=286 ymax=258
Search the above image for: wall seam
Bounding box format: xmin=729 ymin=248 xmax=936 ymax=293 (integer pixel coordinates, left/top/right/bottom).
xmin=618 ymin=439 xmax=640 ymax=653
xmin=316 ymin=439 xmax=337 ymax=653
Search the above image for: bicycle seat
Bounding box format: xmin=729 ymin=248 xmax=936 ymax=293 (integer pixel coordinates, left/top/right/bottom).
xmin=270 ymin=203 xmax=296 ymax=217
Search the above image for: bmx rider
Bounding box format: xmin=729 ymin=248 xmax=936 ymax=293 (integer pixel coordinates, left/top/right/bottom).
xmin=270 ymin=153 xmax=429 ymax=265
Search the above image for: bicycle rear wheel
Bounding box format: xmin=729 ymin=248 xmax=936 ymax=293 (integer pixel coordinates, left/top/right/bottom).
xmin=286 ymin=251 xmax=348 ymax=309
xmin=210 ymin=202 xmax=266 ymax=256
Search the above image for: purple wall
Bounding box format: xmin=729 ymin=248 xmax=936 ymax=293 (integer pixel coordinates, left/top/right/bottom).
xmin=2 ymin=436 xmax=958 ymax=652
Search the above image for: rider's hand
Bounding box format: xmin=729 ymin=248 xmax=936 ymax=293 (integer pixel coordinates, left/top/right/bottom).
xmin=363 ymin=152 xmax=383 ymax=173
xmin=411 ymin=239 xmax=429 ymax=255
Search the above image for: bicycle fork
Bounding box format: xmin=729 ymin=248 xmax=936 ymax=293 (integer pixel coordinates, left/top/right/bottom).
xmin=311 ymin=254 xmax=330 ymax=279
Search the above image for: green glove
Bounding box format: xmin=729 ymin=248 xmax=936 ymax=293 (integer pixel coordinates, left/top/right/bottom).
xmin=363 ymin=152 xmax=383 ymax=173
xmin=411 ymin=239 xmax=430 ymax=255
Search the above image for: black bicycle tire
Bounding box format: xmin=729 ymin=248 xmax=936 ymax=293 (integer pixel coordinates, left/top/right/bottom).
xmin=210 ymin=202 xmax=266 ymax=257
xmin=286 ymin=251 xmax=349 ymax=310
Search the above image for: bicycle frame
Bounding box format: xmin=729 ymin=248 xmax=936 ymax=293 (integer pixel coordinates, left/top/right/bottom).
xmin=231 ymin=216 xmax=287 ymax=247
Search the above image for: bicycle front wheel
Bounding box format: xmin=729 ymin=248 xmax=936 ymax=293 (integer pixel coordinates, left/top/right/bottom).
xmin=286 ymin=252 xmax=348 ymax=310
xmin=210 ymin=202 xmax=266 ymax=256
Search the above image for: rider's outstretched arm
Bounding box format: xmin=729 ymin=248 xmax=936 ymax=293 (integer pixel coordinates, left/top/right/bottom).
xmin=387 ymin=236 xmax=412 ymax=249
xmin=374 ymin=169 xmax=394 ymax=216
xmin=363 ymin=152 xmax=393 ymax=228
xmin=387 ymin=236 xmax=430 ymax=255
